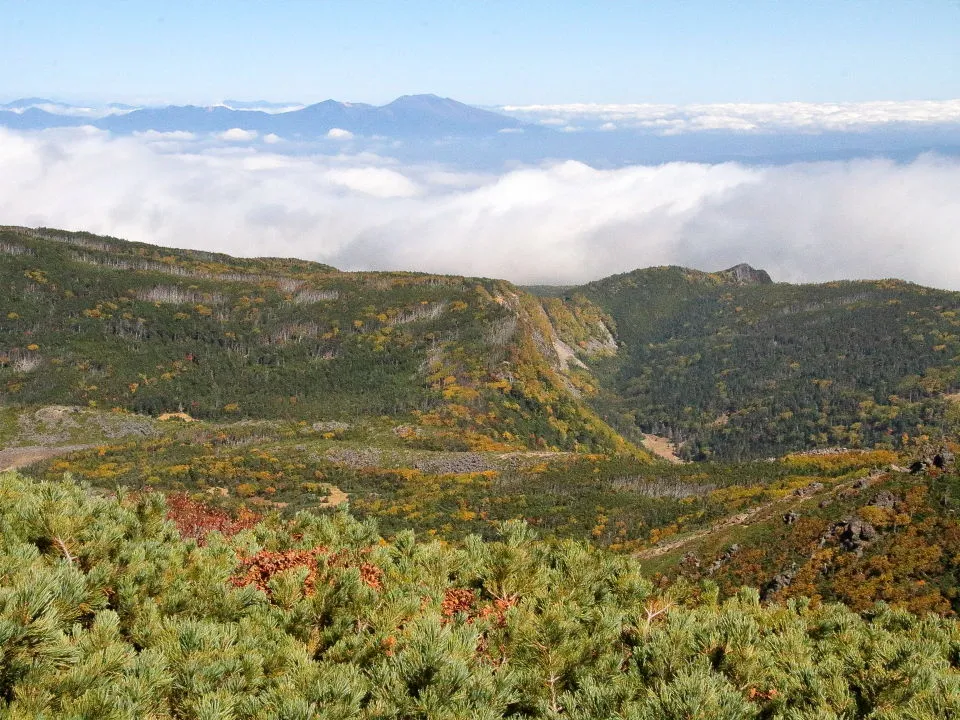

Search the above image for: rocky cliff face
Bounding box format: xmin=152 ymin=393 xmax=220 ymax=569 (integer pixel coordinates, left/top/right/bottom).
xmin=719 ymin=263 xmax=773 ymax=285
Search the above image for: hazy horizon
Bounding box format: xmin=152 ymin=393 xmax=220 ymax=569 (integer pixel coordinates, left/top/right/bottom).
xmin=3 ymin=1 xmax=958 ymax=288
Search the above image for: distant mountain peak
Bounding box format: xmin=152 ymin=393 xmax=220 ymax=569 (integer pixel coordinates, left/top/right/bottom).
xmin=1 ymin=97 xmax=58 ymax=108
xmin=389 ymin=93 xmax=444 ymax=103
xmin=63 ymin=93 xmax=525 ymax=138
xmin=718 ymin=263 xmax=773 ymax=285
xmin=384 ymin=94 xmax=464 ymax=112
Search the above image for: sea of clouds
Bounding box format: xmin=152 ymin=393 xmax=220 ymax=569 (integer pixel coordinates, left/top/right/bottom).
xmin=499 ymin=99 xmax=960 ymax=134
xmin=1 ymin=126 xmax=959 ymax=289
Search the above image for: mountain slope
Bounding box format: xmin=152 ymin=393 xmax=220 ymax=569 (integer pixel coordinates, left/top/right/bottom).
xmin=0 ymin=226 xmax=630 ymax=454
xmin=7 ymin=227 xmax=960 ymax=460
xmin=9 ymin=227 xmax=960 ymax=619
xmin=538 ymin=264 xmax=960 ymax=460
xmin=642 ymin=448 xmax=960 ymax=615
xmin=0 ymin=107 xmax=89 ymax=130
xmin=3 ymin=469 xmax=957 ymax=718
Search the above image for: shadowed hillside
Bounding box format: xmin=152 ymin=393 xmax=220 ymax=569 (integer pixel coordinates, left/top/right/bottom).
xmin=534 ymin=264 xmax=960 ymax=460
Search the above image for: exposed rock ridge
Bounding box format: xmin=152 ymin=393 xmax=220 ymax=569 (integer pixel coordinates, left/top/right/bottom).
xmin=718 ymin=263 xmax=773 ymax=285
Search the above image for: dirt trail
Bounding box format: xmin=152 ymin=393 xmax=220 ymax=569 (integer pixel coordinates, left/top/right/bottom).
xmin=635 ymin=470 xmax=886 ymax=560
xmin=0 ymin=445 xmax=93 ymax=472
xmin=641 ymin=434 xmax=685 ymax=464
xmin=320 ymin=485 xmax=349 ymax=507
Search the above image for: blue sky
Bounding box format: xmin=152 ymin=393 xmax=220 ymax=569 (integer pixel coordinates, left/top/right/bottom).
xmin=2 ymin=0 xmax=958 ymax=105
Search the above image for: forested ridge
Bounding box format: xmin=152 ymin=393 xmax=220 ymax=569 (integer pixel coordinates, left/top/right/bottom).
xmin=0 ymin=226 xmax=629 ymax=455
xmin=6 ymin=227 xmax=960 ymax=461
xmin=541 ymin=264 xmax=960 ymax=460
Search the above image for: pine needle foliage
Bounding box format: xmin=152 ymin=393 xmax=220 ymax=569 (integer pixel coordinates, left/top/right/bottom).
xmin=0 ymin=471 xmax=958 ymax=719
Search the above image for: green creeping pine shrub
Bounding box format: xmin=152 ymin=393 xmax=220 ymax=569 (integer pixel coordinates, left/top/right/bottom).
xmin=1 ymin=472 xmax=959 ymax=719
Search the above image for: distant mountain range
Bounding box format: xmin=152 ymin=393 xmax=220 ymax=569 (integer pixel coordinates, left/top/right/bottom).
xmin=0 ymin=94 xmax=530 ymax=138
xmin=5 ymin=95 xmax=959 ymax=169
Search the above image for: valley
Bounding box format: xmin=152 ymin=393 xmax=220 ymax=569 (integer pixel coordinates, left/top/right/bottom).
xmin=4 ymin=225 xmax=960 ymax=614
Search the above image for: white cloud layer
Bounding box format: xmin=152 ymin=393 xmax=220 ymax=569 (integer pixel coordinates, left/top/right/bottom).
xmin=1 ymin=127 xmax=959 ymax=289
xmin=2 ymin=101 xmax=135 ymax=118
xmin=133 ymin=130 xmax=197 ymax=141
xmin=326 ymin=128 xmax=354 ymax=140
xmin=500 ymin=100 xmax=960 ymax=134
xmin=218 ymin=127 xmax=258 ymax=142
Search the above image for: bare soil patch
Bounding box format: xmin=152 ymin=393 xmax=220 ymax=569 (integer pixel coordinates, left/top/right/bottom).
xmin=320 ymin=485 xmax=349 ymax=507
xmin=0 ymin=445 xmax=93 ymax=472
xmin=641 ymin=434 xmax=685 ymax=464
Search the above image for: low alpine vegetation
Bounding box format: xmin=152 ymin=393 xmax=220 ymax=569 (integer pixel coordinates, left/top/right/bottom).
xmin=1 ymin=472 xmax=958 ymax=719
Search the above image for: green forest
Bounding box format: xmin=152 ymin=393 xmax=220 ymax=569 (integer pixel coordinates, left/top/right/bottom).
xmin=560 ymin=265 xmax=960 ymax=460
xmin=0 ymin=227 xmax=628 ymax=455
xmin=6 ymin=227 xmax=960 ymax=461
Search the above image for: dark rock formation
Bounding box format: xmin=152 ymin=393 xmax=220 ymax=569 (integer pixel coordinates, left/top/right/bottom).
xmin=910 ymin=446 xmax=955 ymax=474
xmin=706 ymin=544 xmax=740 ymax=575
xmin=763 ymin=565 xmax=796 ymax=599
xmin=719 ymin=263 xmax=774 ymax=285
xmin=871 ymin=490 xmax=899 ymax=509
xmin=794 ymin=482 xmax=825 ymax=497
xmin=840 ymin=518 xmax=877 ymax=553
